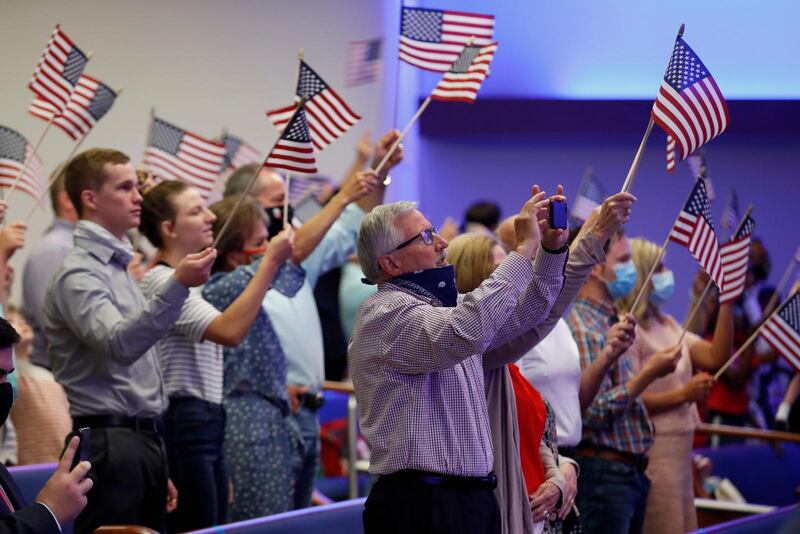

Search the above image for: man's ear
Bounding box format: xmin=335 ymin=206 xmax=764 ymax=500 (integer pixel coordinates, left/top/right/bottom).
xmin=80 ymin=189 xmax=97 ymax=214
xmin=378 ymin=253 xmax=400 ymax=279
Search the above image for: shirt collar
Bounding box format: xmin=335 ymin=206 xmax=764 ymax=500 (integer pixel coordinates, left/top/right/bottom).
xmin=74 ymin=220 xmax=134 ymax=266
xmin=51 ymin=218 xmax=77 ymax=232
xmin=575 ymin=295 xmax=618 ymax=321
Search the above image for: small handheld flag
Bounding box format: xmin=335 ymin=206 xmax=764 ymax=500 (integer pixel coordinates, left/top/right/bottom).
xmin=399 ymin=6 xmax=495 ymax=72
xmin=29 ymin=25 xmax=89 ymax=114
xmin=760 ymin=291 xmax=800 ymax=371
xmin=668 ymin=179 xmax=724 ymax=288
xmin=345 ymin=38 xmax=383 ymax=87
xmin=0 ymin=126 xmax=45 ymax=201
xmin=266 ymin=60 xmax=360 ymax=151
xmin=222 ymin=134 xmax=261 ymax=171
xmin=143 ymin=117 xmax=226 ymax=200
xmin=430 ymin=42 xmax=497 ymax=103
xmin=29 ymin=74 xmax=117 ymax=140
xmin=719 ymin=214 xmax=755 ymax=304
xmin=570 ymin=171 xmax=607 ymax=225
xmin=651 ymin=35 xmax=729 ymax=164
xmin=265 ymin=106 xmax=318 ymax=175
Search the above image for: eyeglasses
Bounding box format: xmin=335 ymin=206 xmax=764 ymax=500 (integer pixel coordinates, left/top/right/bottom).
xmin=390 ymin=226 xmax=438 ymax=253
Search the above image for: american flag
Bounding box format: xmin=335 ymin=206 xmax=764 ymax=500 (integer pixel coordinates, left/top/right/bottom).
xmin=0 ymin=126 xmax=45 ymax=201
xmin=266 ymin=61 xmax=360 ymax=151
xmin=28 ymin=25 xmax=88 ymax=114
xmin=399 ymin=6 xmax=495 ymax=72
xmin=345 ymin=38 xmax=383 ymax=87
xmin=29 ymin=74 xmax=117 ymax=140
xmin=430 ymin=42 xmax=497 ymax=103
xmin=570 ymin=172 xmax=607 ymax=224
xmin=719 ymin=214 xmax=755 ymax=304
xmin=721 ymin=188 xmax=740 ymax=233
xmin=288 ymin=174 xmax=335 ymax=205
xmin=668 ymin=179 xmax=724 ymax=288
xmin=265 ymin=106 xmax=317 ymax=175
xmin=651 ymin=35 xmax=729 ymax=164
xmin=760 ymin=291 xmax=800 ymax=371
xmin=143 ymin=117 xmax=226 ymax=200
xmin=222 ymin=134 xmax=261 ymax=170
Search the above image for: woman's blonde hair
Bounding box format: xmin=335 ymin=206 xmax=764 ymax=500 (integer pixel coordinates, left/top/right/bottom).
xmin=447 ymin=233 xmax=499 ymax=293
xmin=616 ymin=237 xmax=663 ymax=324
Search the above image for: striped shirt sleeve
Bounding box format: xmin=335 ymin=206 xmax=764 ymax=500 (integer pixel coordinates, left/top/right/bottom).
xmin=141 ymin=266 xmax=220 ymax=343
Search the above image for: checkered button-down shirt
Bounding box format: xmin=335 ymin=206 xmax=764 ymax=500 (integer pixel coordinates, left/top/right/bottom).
xmin=349 ymin=250 xmax=566 ymax=477
xmin=567 ymin=296 xmax=654 ymax=454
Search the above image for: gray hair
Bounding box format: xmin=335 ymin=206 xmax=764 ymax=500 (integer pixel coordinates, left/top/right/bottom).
xmin=358 ymin=201 xmax=418 ymax=282
xmin=223 ymin=164 xmax=280 ymax=198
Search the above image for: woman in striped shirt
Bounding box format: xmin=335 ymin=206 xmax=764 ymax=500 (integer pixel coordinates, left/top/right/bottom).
xmin=139 ymin=181 xmax=295 ymax=532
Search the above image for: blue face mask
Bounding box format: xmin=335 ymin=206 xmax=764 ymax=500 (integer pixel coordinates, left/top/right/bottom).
xmin=394 ymin=265 xmax=458 ymax=307
xmin=649 ymin=270 xmax=675 ymax=306
xmin=606 ymin=260 xmax=637 ymax=299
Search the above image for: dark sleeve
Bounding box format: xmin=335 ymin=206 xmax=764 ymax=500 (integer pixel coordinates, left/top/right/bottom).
xmin=0 ymin=503 xmax=60 ymax=534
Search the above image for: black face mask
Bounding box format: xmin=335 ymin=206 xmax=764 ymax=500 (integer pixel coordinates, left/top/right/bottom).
xmin=0 ymin=382 xmax=13 ymax=427
xmin=394 ymin=265 xmax=459 ymax=307
xmin=264 ymin=205 xmax=294 ymax=240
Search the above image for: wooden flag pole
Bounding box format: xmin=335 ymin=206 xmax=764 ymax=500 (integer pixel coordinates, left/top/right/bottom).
xmin=626 ymin=177 xmax=700 ymax=315
xmin=373 ymin=95 xmax=430 ymax=175
xmin=283 ymin=172 xmax=292 ymax=229
xmin=675 ymin=205 xmax=754 ymax=347
xmin=392 ymin=0 xmax=404 ymax=128
xmin=620 ymin=23 xmax=685 ymax=194
xmin=762 ymin=251 xmax=800 ymax=317
xmin=23 ymin=133 xmax=89 ymax=222
xmin=374 ymin=36 xmax=477 ymax=176
xmin=713 ymin=290 xmax=797 ymax=380
xmin=620 ymin=118 xmax=654 ymax=193
xmin=211 ymin=100 xmax=307 ymax=250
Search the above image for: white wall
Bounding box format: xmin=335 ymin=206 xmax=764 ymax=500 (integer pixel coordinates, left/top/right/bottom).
xmin=1 ymin=0 xmax=412 ymax=304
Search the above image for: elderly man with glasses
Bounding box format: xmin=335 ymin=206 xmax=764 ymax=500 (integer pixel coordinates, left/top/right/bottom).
xmin=349 ymin=189 xmax=568 ymax=534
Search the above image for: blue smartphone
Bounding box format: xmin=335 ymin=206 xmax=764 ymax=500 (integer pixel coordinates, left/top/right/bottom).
xmin=549 ymin=199 xmax=568 ymax=229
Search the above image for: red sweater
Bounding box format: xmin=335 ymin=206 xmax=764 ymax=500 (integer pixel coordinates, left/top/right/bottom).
xmin=508 ymin=363 xmax=547 ymax=493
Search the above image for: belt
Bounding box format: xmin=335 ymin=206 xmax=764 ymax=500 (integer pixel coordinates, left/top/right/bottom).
xmin=300 ymin=391 xmax=325 ymax=411
xmin=379 ymin=470 xmax=497 ymax=490
xmin=73 ymin=415 xmax=164 ymax=434
xmin=575 ymin=444 xmax=648 ymax=472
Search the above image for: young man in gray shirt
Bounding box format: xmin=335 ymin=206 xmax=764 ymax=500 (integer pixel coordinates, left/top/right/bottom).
xmin=44 ymin=148 xmax=216 ymax=533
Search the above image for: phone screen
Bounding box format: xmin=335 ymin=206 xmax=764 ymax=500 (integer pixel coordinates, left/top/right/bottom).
xmin=70 ymin=427 xmax=91 ymax=470
xmin=549 ymin=199 xmax=568 ymax=229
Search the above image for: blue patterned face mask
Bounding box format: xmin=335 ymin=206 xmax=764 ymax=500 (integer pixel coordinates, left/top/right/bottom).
xmin=649 ymin=270 xmax=675 ymax=306
xmin=394 ymin=265 xmax=458 ymax=307
xmin=606 ymin=261 xmax=638 ymax=299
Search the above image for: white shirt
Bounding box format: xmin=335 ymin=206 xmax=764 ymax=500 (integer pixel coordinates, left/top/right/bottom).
xmin=518 ymin=318 xmax=583 ymax=447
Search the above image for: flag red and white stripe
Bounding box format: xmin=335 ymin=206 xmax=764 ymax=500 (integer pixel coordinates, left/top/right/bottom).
xmin=666 ymin=135 xmax=676 ymax=172
xmin=668 ymin=179 xmax=724 ymax=288
xmin=266 ymin=61 xmax=360 ymax=151
xmin=29 ymin=74 xmax=117 ymax=140
xmin=222 ymin=134 xmax=261 ymax=170
xmin=0 ymin=126 xmax=46 ymax=201
xmin=760 ymin=292 xmax=800 ymax=371
xmin=143 ymin=117 xmax=226 ymax=200
xmin=719 ymin=215 xmax=755 ymax=304
xmin=399 ymin=7 xmax=495 ymax=72
xmin=431 ymin=42 xmax=497 ymax=103
xmin=651 ymin=36 xmax=729 ymax=164
xmin=265 ymin=106 xmax=318 ymax=175
xmin=345 ymin=38 xmax=383 ymax=87
xmin=28 ymin=25 xmax=88 ymax=114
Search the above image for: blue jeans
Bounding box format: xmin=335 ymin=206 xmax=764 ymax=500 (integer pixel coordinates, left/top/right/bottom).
xmin=163 ymin=396 xmax=228 ymax=533
xmin=291 ymin=406 xmax=320 ymax=509
xmin=576 ymin=456 xmax=651 ymax=534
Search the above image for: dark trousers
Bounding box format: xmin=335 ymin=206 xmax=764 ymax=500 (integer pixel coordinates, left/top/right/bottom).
xmin=164 ymin=396 xmax=228 ymax=533
xmin=74 ymin=427 xmax=168 ymax=534
xmin=576 ymin=456 xmax=651 ymax=534
xmin=363 ymin=478 xmax=501 ymax=534
xmin=290 ymin=406 xmax=320 ymax=509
